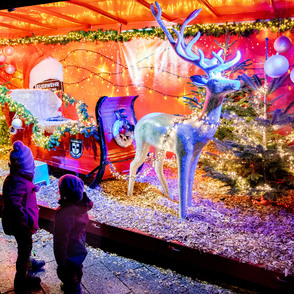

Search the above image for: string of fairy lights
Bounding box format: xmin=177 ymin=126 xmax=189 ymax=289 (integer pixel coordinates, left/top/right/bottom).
xmin=2 ymin=47 xmax=292 ymax=101
xmin=0 ymin=14 xmax=294 ymax=95
xmin=1 ymin=19 xmax=294 ymax=99
xmin=59 ymin=47 xmax=191 ymax=100
xmin=62 ymin=48 xmax=188 ymax=78
xmin=0 ymin=47 xmax=193 ymax=100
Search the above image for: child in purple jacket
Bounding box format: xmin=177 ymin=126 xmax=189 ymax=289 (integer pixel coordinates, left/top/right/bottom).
xmin=54 ymin=174 xmax=93 ymax=294
xmin=2 ymin=141 xmax=45 ymax=290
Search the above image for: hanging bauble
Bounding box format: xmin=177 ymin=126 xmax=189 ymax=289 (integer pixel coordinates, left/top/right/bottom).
xmin=274 ymin=36 xmax=292 ymax=53
xmin=4 ymin=46 xmax=14 ymax=56
xmin=12 ymin=118 xmax=22 ymax=129
xmin=290 ymin=68 xmax=294 ymax=83
xmin=0 ymin=54 xmax=6 ymax=63
xmin=5 ymin=64 xmax=15 ymax=75
xmin=264 ymin=54 xmax=289 ymax=78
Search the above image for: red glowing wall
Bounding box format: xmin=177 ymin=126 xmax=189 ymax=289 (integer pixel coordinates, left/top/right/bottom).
xmin=1 ymin=29 xmax=294 ymax=121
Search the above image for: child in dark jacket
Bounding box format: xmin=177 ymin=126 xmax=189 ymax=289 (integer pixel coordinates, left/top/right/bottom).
xmin=2 ymin=141 xmax=45 ymax=290
xmin=54 ymin=174 xmax=93 ymax=294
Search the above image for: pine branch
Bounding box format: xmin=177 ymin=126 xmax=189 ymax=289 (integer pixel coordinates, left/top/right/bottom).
xmin=230 ymin=59 xmax=252 ymax=73
xmin=267 ymin=74 xmax=289 ymax=94
xmin=182 ymin=96 xmax=203 ymax=110
xmin=255 ymin=117 xmax=272 ymax=127
xmin=283 ymin=99 xmax=294 ymax=114
xmin=252 ymin=74 xmax=262 ymax=88
xmin=203 ymin=166 xmax=236 ymax=186
xmin=269 ymin=94 xmax=283 ymax=104
xmin=239 ymin=74 xmax=259 ymax=91
xmin=212 ymin=138 xmax=230 ymax=153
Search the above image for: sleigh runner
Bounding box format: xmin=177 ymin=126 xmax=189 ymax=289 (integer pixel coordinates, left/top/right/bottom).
xmin=0 ymin=87 xmax=139 ymax=187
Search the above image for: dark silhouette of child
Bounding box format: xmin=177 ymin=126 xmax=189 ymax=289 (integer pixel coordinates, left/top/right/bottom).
xmin=54 ymin=174 xmax=93 ymax=294
xmin=2 ymin=141 xmax=45 ymax=290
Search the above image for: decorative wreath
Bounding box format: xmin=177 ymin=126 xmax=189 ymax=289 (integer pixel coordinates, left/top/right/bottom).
xmin=0 ymin=85 xmax=98 ymax=150
xmin=112 ymin=109 xmax=134 ymax=148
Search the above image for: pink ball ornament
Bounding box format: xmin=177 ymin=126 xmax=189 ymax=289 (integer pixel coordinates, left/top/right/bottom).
xmin=5 ymin=64 xmax=15 ymax=75
xmin=4 ymin=46 xmax=14 ymax=56
xmin=0 ymin=54 xmax=6 ymax=63
xmin=264 ymin=54 xmax=289 ymax=78
xmin=290 ymin=68 xmax=294 ymax=83
xmin=274 ymin=36 xmax=292 ymax=53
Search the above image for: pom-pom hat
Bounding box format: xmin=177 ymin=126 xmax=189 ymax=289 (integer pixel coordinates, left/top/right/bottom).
xmin=9 ymin=141 xmax=35 ymax=174
xmin=59 ymin=174 xmax=84 ymax=202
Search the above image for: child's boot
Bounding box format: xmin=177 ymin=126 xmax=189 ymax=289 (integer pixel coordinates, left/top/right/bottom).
xmin=14 ymin=271 xmax=41 ymax=290
xmin=29 ymin=258 xmax=46 ymax=271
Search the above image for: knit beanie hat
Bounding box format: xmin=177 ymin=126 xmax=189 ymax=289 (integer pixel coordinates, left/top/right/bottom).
xmin=59 ymin=174 xmax=84 ymax=202
xmin=9 ymin=141 xmax=35 ymax=175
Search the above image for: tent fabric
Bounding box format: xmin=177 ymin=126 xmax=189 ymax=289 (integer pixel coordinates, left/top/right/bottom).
xmin=0 ymin=1 xmax=294 ymax=39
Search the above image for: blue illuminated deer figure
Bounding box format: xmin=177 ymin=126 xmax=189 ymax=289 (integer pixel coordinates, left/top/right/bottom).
xmin=128 ymin=1 xmax=241 ymax=219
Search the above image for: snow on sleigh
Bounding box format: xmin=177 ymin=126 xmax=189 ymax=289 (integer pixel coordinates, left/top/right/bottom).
xmin=0 ymin=87 xmax=139 ymax=188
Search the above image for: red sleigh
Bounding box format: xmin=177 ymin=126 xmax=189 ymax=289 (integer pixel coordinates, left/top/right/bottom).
xmin=2 ymin=89 xmax=139 ymax=188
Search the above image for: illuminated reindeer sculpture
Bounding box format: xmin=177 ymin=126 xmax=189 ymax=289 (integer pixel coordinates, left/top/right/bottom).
xmin=128 ymin=1 xmax=241 ymax=219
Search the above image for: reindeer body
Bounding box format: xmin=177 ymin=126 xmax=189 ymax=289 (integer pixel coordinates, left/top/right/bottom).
xmin=128 ymin=1 xmax=241 ymax=219
xmin=128 ymin=79 xmax=240 ymax=219
xmin=135 ymin=113 xmax=213 ymax=150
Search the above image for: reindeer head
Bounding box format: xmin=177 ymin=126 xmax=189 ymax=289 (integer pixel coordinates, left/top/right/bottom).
xmin=151 ymin=1 xmax=241 ymax=98
xmin=190 ymin=74 xmax=241 ymax=96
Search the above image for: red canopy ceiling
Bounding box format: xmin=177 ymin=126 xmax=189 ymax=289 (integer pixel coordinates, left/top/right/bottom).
xmin=0 ymin=0 xmax=294 ymax=39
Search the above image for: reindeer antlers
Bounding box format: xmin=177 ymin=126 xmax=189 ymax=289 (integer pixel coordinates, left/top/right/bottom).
xmin=151 ymin=1 xmax=241 ymax=77
xmin=151 ymin=1 xmax=176 ymax=46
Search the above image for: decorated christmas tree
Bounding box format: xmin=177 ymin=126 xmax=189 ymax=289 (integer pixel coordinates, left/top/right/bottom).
xmin=191 ymin=72 xmax=294 ymax=200
xmin=184 ymin=36 xmax=294 ymax=200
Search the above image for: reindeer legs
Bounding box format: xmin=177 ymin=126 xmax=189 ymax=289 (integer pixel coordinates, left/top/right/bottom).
xmin=177 ymin=152 xmax=193 ymax=219
xmin=154 ymin=148 xmax=170 ymax=198
xmin=128 ymin=142 xmax=150 ymax=197
xmin=187 ymin=146 xmax=204 ymax=207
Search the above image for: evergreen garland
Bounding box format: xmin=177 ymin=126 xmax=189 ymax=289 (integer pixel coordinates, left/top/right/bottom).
xmin=0 ymin=17 xmax=293 ymax=46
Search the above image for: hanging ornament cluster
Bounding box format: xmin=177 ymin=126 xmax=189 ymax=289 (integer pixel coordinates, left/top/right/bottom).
xmin=12 ymin=116 xmax=22 ymax=129
xmin=5 ymin=64 xmax=15 ymax=75
xmin=264 ymin=55 xmax=289 ymax=78
xmin=274 ymin=36 xmax=292 ymax=53
xmin=4 ymin=46 xmax=14 ymax=56
xmin=0 ymin=46 xmax=15 ymax=75
xmin=277 ymin=36 xmax=294 ymax=83
xmin=9 ymin=114 xmax=22 ymax=135
xmin=0 ymin=53 xmax=6 ymax=63
xmin=290 ymin=69 xmax=294 ymax=84
xmin=264 ymin=36 xmax=292 ymax=79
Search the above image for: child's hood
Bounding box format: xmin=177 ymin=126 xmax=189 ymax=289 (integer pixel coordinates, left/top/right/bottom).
xmin=59 ymin=174 xmax=84 ymax=203
xmin=58 ymin=192 xmax=93 ymax=212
